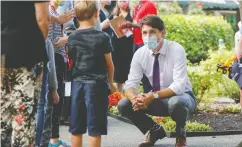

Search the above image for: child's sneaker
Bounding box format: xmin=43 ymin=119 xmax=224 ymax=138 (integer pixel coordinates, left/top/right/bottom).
xmin=48 ymin=140 xmax=71 ymax=147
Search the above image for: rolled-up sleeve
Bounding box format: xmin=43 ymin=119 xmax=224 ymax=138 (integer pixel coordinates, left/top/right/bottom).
xmin=124 ymin=52 xmax=143 ymax=90
xmin=168 ymin=47 xmax=187 ymax=95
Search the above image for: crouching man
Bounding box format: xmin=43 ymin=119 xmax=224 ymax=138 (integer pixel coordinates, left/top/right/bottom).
xmin=118 ymin=15 xmax=196 ymax=147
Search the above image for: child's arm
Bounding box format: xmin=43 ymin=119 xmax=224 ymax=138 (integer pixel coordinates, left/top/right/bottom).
xmin=46 ymin=40 xmax=59 ymax=104
xmin=104 ymin=53 xmax=117 ymax=94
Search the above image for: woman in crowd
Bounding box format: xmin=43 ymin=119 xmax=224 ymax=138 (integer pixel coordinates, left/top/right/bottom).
xmin=111 ymin=0 xmax=133 ymax=93
xmin=1 ymin=1 xmax=49 ymax=146
xmin=47 ymin=0 xmax=71 ymax=146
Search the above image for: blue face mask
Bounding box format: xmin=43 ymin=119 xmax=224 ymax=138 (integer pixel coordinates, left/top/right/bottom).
xmin=143 ymin=36 xmax=159 ymax=51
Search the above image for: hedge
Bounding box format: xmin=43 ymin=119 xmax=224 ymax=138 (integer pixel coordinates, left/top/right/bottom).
xmin=160 ymin=14 xmax=234 ymax=63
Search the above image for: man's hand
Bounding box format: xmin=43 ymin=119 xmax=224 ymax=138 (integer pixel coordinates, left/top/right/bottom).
xmin=58 ymin=9 xmax=75 ymax=24
xmin=132 ymin=93 xmax=154 ymax=111
xmin=52 ymin=89 xmax=59 ymax=104
xmin=54 ymin=36 xmax=68 ymax=48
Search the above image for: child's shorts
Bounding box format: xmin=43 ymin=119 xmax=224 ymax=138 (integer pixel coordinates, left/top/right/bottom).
xmin=69 ymin=81 xmax=109 ymax=136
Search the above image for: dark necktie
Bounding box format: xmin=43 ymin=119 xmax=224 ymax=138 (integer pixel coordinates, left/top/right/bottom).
xmin=152 ymin=53 xmax=160 ymax=92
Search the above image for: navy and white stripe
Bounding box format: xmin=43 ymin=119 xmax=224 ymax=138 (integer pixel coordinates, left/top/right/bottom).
xmin=47 ymin=6 xmax=66 ymax=57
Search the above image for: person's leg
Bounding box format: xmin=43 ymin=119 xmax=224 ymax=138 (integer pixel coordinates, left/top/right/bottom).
xmin=117 ymin=98 xmax=169 ymax=135
xmin=69 ymin=82 xmax=86 ymax=147
xmin=84 ymin=81 xmax=109 ymax=147
xmin=35 ymin=64 xmax=49 ymax=147
xmin=51 ymin=54 xmax=65 ymax=145
xmin=61 ymin=61 xmax=69 ymax=123
xmin=1 ymin=69 xmax=14 ymax=147
xmin=72 ymin=134 xmax=83 ymax=147
xmin=40 ymin=91 xmax=54 ymax=147
xmin=88 ymin=136 xmax=101 ymax=147
xmin=1 ymin=66 xmax=42 ymax=147
xmin=167 ymin=93 xmax=196 ymax=137
xmin=118 ymin=97 xmax=170 ymax=146
xmin=116 ymin=83 xmax=124 ymax=93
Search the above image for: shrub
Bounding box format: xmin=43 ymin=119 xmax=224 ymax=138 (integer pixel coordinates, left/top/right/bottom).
xmin=187 ymin=2 xmax=205 ymax=15
xmin=161 ymin=14 xmax=234 ymax=63
xmin=199 ymin=49 xmax=240 ymax=100
xmin=109 ymin=106 xmax=120 ymax=115
xmin=188 ymin=49 xmax=240 ymax=104
xmin=156 ymin=2 xmax=183 ymax=15
xmin=225 ymin=104 xmax=241 ymax=114
xmin=152 ymin=116 xmax=211 ymax=132
xmin=198 ymin=103 xmax=241 ymax=114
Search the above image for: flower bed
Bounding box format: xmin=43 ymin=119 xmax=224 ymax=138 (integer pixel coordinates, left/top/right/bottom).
xmin=107 ymin=92 xmax=242 ymax=133
xmin=108 ymin=106 xmax=211 ymax=132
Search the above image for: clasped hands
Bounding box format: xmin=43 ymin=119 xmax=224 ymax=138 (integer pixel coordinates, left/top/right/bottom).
xmin=131 ymin=93 xmax=154 ymax=111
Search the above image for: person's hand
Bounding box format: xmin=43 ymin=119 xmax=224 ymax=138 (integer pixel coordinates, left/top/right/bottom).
xmin=58 ymin=9 xmax=75 ymax=24
xmin=121 ymin=21 xmax=133 ymax=28
xmin=52 ymin=89 xmax=59 ymax=104
xmin=132 ymin=93 xmax=154 ymax=111
xmin=110 ymin=84 xmax=118 ymax=94
xmin=54 ymin=36 xmax=68 ymax=48
xmin=37 ymin=71 xmax=43 ymax=82
xmin=132 ymin=94 xmax=146 ymax=111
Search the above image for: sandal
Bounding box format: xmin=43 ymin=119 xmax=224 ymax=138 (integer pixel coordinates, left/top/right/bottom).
xmin=48 ymin=140 xmax=71 ymax=147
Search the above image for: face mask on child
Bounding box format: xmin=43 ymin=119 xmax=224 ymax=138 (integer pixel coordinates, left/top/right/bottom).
xmin=143 ymin=36 xmax=159 ymax=51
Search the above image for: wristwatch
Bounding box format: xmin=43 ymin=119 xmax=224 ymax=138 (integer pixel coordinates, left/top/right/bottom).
xmin=153 ymin=92 xmax=159 ymax=99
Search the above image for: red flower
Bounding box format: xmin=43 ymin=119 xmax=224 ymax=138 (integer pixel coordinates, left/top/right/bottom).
xmin=13 ymin=115 xmax=25 ymax=125
xmin=108 ymin=92 xmax=123 ymax=108
xmin=18 ymin=104 xmax=26 ymax=110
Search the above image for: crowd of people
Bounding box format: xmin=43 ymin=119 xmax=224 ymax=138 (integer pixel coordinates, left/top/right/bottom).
xmin=1 ymin=0 xmax=242 ymax=147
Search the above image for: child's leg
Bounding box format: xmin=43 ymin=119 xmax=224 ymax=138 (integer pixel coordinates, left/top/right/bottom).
xmin=84 ymin=82 xmax=109 ymax=147
xmin=88 ymin=136 xmax=101 ymax=147
xmin=69 ymin=82 xmax=87 ymax=147
xmin=50 ymin=53 xmax=65 ymax=145
xmin=72 ymin=134 xmax=83 ymax=147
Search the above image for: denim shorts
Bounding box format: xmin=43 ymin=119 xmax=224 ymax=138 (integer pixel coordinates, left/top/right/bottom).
xmin=69 ymin=81 xmax=109 ymax=136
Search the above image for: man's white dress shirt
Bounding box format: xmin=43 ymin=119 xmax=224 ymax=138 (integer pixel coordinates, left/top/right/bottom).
xmin=124 ymin=39 xmax=193 ymax=95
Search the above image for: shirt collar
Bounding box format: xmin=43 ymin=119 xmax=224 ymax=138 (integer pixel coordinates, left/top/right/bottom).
xmin=149 ymin=39 xmax=167 ymax=55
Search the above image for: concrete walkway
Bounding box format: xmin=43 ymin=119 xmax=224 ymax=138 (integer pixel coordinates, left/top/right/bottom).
xmin=60 ymin=117 xmax=242 ymax=147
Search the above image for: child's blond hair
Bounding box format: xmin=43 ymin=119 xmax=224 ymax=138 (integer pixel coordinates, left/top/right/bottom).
xmin=74 ymin=0 xmax=100 ymax=21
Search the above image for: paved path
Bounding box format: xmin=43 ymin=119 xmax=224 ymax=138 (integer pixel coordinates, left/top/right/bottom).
xmin=60 ymin=117 xmax=242 ymax=147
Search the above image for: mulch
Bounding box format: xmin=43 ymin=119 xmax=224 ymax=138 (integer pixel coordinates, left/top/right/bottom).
xmin=189 ymin=111 xmax=242 ymax=131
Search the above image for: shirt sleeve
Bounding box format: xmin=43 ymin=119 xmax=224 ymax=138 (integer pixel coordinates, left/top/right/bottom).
xmin=124 ymin=51 xmax=143 ymax=90
xmin=46 ymin=40 xmax=58 ymax=90
xmin=102 ymin=34 xmax=113 ymax=54
xmin=168 ymin=46 xmax=188 ymax=95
